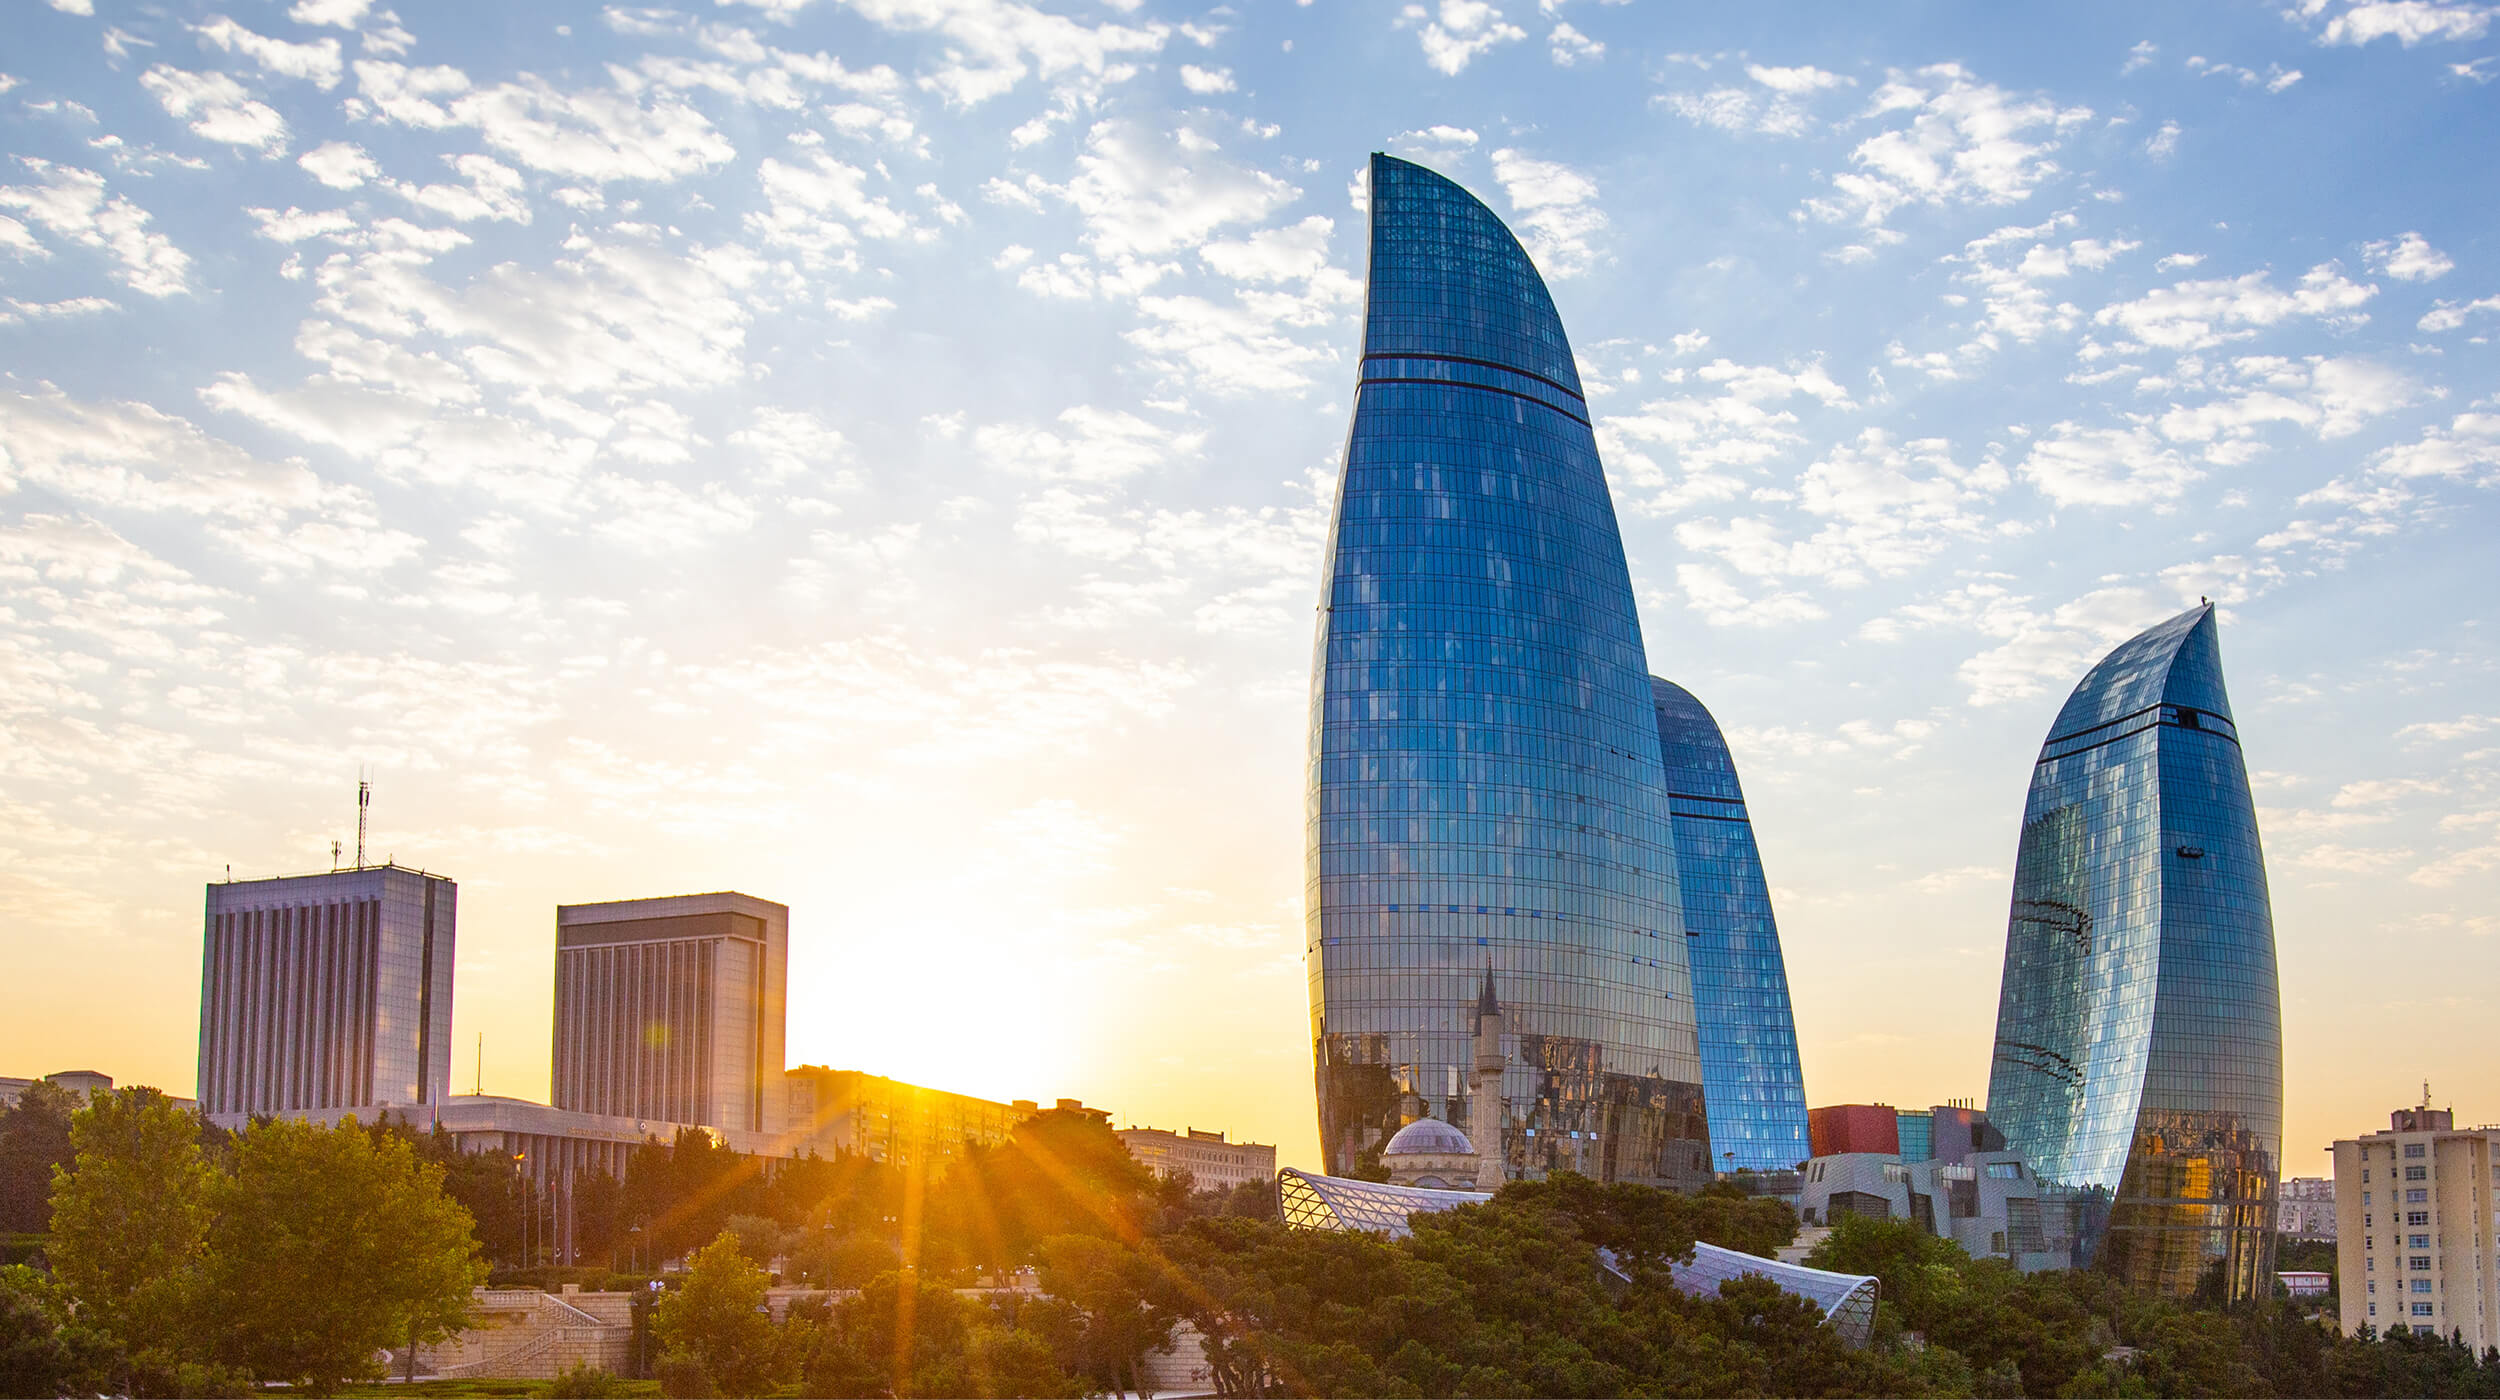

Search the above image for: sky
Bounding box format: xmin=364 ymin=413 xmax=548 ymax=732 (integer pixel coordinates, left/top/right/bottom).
xmin=1 ymin=0 xmax=2495 ymax=1180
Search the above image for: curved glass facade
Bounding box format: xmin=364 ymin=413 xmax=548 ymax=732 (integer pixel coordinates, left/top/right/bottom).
xmin=1650 ymin=678 xmax=1812 ymax=1173
xmin=1984 ymin=603 xmax=2282 ymax=1300
xmin=1307 ymin=154 xmax=1707 ymax=1188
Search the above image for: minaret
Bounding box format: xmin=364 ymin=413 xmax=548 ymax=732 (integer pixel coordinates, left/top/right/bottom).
xmin=1470 ymin=966 xmax=1506 ymax=1191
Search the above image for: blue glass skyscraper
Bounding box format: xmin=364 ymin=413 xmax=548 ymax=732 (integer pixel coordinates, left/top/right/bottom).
xmin=1306 ymin=154 xmax=1709 ymax=1188
xmin=1985 ymin=603 xmax=2282 ymax=1300
xmin=1650 ymin=678 xmax=1812 ymax=1173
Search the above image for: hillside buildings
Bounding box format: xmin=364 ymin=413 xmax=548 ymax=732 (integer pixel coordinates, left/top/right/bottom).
xmin=1117 ymin=1126 xmax=1278 ymax=1193
xmin=1984 ymin=603 xmax=2284 ymax=1301
xmin=198 ymin=865 xmax=456 ymax=1125
xmin=2333 ymin=1103 xmax=2500 ymax=1345
xmin=2280 ymin=1176 xmax=2336 ymax=1241
xmin=1306 ymin=152 xmax=1715 ymax=1189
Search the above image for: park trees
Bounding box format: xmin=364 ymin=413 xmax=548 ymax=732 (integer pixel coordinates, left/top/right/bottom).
xmin=197 ymin=1117 xmax=485 ymax=1393
xmin=0 ymin=1082 xmax=75 ymax=1237
xmin=43 ymin=1086 xmax=215 ymax=1387
xmin=651 ymin=1231 xmax=781 ymax=1398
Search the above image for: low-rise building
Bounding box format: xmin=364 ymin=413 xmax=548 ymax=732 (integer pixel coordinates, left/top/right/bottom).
xmin=2280 ymin=1175 xmax=2336 ymax=1240
xmin=1 ymin=1070 xmax=193 ymax=1112
xmin=783 ymin=1069 xmax=1104 ymax=1171
xmin=1798 ymin=1149 xmax=2071 ymax=1270
xmin=2333 ymin=1102 xmax=2500 ymax=1343
xmin=1118 ymin=1125 xmax=1277 ymax=1192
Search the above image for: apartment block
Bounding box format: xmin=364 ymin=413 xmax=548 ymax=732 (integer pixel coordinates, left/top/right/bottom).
xmin=2334 ymin=1104 xmax=2500 ymax=1343
xmin=1118 ymin=1126 xmax=1278 ymax=1192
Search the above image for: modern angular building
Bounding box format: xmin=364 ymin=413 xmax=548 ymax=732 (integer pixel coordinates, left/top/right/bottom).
xmin=1984 ymin=602 xmax=2282 ymax=1300
xmin=552 ymin=892 xmax=788 ymax=1136
xmin=1306 ymin=153 xmax=1709 ymax=1188
xmin=198 ymin=864 xmax=456 ymax=1125
xmin=1650 ymin=678 xmax=1812 ymax=1172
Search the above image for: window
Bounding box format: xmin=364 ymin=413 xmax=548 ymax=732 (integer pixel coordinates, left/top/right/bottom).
xmin=2412 ymin=1234 xmax=2431 ymax=1248
xmin=2407 ymin=1165 xmax=2429 ymax=1182
xmin=2368 ymin=1257 xmax=2376 ymax=1271
xmin=2366 ymin=1191 xmax=2374 ymax=1205
xmin=2406 ymin=1144 xmax=2427 ymax=1159
xmin=2412 ymin=1279 xmax=2433 ymax=1294
xmin=2365 ymin=1169 xmax=2372 ymax=1182
xmin=2409 ymin=1190 xmax=2430 ymax=1203
xmin=2413 ymin=1257 xmax=2433 ymax=1270
xmin=2415 ymin=1303 xmax=2436 ymax=1317
xmin=1986 ymin=1162 xmax=2021 ymax=1179
xmin=2411 ymin=1211 xmax=2431 ymax=1226
xmin=2369 ymin=1303 xmax=2378 ymax=1317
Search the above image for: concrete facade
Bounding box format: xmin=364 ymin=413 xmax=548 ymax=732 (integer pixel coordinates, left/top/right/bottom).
xmin=1798 ymin=1150 xmax=2073 ymax=1271
xmin=554 ymin=893 xmax=788 ymax=1138
xmin=2334 ymin=1106 xmax=2500 ymax=1343
xmin=1117 ymin=1126 xmax=1277 ymax=1192
xmin=2280 ymin=1175 xmax=2337 ymax=1241
xmin=199 ymin=865 xmax=456 ymax=1125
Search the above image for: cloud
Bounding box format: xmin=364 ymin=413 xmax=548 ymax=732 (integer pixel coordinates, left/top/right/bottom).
xmin=1804 ymin=63 xmax=2090 ymax=230
xmin=1178 ymin=64 xmax=1235 ymax=93
xmin=1548 ymin=22 xmax=1602 ymax=66
xmin=1490 ymin=147 xmax=1606 ymax=276
xmin=1949 ymin=584 xmax=2172 ymax=705
xmin=747 ymin=146 xmax=932 ymax=266
xmin=0 ymin=160 xmax=192 ymax=296
xmin=1673 ymin=429 xmax=2009 ymax=588
xmin=2363 ymin=230 xmax=2454 ymax=280
xmin=1659 ymin=63 xmax=1854 ymax=138
xmin=2018 ymin=424 xmax=2200 ymax=507
xmin=2091 ymin=262 xmax=2376 ymax=351
xmin=298 ymin=140 xmax=378 ymax=189
xmin=976 ymin=406 xmax=1205 ymax=484
xmin=289 ymin=0 xmax=371 ymax=24
xmin=2144 ymin=119 xmax=2181 ymax=159
xmin=826 ymin=0 xmax=1169 ymax=107
xmin=2368 ymin=412 xmax=2500 ymax=481
xmin=2288 ymin=0 xmax=2496 ymax=46
xmin=2418 ymin=293 xmax=2500 ymax=331
xmin=139 ymin=66 xmax=288 ymax=153
xmin=1397 ymin=0 xmax=1527 ymax=76
xmin=192 ymin=15 xmax=345 ymax=89
xmin=351 ymin=61 xmax=736 ymax=182
xmin=1046 ymin=119 xmax=1298 ymax=264
xmin=1602 ymin=358 xmax=1856 ymax=511
xmin=1674 ymin=562 xmax=1828 ymax=627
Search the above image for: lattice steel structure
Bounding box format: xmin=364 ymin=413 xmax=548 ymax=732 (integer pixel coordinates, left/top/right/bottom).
xmin=1277 ymin=1168 xmax=1879 ymax=1345
xmin=1985 ymin=603 xmax=2282 ymax=1300
xmin=1650 ymin=677 xmax=1812 ymax=1173
xmin=1307 ymin=152 xmax=1708 ymax=1189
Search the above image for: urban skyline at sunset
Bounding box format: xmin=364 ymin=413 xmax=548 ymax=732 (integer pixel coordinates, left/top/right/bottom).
xmin=5 ymin=0 xmax=2498 ymax=1183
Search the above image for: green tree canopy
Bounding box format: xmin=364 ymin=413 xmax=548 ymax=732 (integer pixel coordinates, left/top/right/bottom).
xmin=0 ymin=1081 xmax=77 ymax=1236
xmin=198 ymin=1117 xmax=485 ymax=1394
xmin=651 ymin=1231 xmax=780 ymax=1398
xmin=44 ymin=1087 xmax=214 ymax=1372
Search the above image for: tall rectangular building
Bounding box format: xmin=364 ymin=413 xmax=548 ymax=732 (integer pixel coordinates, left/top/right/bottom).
xmin=198 ymin=865 xmax=455 ymax=1123
xmin=2334 ymin=1105 xmax=2500 ymax=1344
xmin=552 ymin=893 xmax=786 ymax=1135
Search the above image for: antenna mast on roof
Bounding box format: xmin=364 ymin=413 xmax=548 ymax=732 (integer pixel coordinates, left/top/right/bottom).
xmin=355 ymin=772 xmax=371 ymax=869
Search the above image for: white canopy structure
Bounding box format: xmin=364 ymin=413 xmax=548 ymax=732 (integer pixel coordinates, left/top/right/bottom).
xmin=1273 ymin=1168 xmax=1880 ymax=1347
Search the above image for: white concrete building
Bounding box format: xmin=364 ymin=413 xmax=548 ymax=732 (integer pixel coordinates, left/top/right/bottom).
xmin=1117 ymin=1126 xmax=1278 ymax=1192
xmin=2334 ymin=1103 xmax=2500 ymax=1343
xmin=2280 ymin=1175 xmax=2336 ymax=1241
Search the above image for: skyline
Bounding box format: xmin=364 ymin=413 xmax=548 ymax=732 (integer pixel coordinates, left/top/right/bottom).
xmin=2 ymin=0 xmax=2497 ymax=1176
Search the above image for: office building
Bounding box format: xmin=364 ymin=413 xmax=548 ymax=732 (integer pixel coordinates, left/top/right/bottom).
xmin=1799 ymin=1148 xmax=2071 ymax=1271
xmin=1649 ymin=679 xmax=1812 ymax=1174
xmin=553 ymin=892 xmax=787 ymax=1136
xmin=1118 ymin=1126 xmax=1279 ymax=1193
xmin=1306 ymin=152 xmax=1708 ymax=1188
xmin=198 ymin=865 xmax=455 ymax=1124
xmin=0 ymin=1070 xmax=194 ymax=1113
xmin=1810 ymin=1105 xmax=1901 ymax=1158
xmin=1985 ymin=603 xmax=2282 ymax=1300
xmin=2334 ymin=1104 xmax=2500 ymax=1343
xmin=2279 ymin=1176 xmax=2335 ymax=1241
xmin=783 ymin=1067 xmax=1086 ymax=1170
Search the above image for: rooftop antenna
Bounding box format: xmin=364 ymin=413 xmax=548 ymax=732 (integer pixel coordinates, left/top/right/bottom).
xmin=355 ymin=772 xmax=371 ymax=869
xmin=475 ymin=1032 xmax=484 ymax=1097
xmin=331 ymin=839 xmax=342 ymax=870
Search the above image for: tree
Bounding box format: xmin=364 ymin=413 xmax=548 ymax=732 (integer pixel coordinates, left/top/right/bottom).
xmin=790 ymin=1230 xmax=901 ymax=1288
xmin=198 ymin=1117 xmax=485 ymax=1393
xmin=650 ymin=1232 xmax=780 ymax=1398
xmin=833 ymin=1270 xmax=973 ymax=1398
xmin=44 ymin=1087 xmax=214 ymax=1373
xmin=1037 ymin=1234 xmax=1180 ymax=1398
xmin=924 ymin=1109 xmax=1162 ymax=1274
xmin=0 ymin=1082 xmax=76 ymax=1236
xmin=0 ymin=1263 xmax=111 ymax=1398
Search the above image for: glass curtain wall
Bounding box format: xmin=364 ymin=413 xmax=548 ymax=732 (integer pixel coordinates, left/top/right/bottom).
xmin=1984 ymin=603 xmax=2283 ymax=1300
xmin=1307 ymin=154 xmax=1707 ymax=1188
xmin=1650 ymin=678 xmax=1813 ymax=1173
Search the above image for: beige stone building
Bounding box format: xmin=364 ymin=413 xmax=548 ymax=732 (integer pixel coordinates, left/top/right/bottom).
xmin=1116 ymin=1126 xmax=1277 ymax=1192
xmin=2334 ymin=1102 xmax=2500 ymax=1343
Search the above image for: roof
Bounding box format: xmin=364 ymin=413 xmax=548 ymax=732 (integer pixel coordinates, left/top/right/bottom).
xmin=1382 ymin=1118 xmax=1475 ymax=1158
xmin=2046 ymin=602 xmax=2231 ymax=741
xmin=1276 ymin=1168 xmax=1880 ymax=1347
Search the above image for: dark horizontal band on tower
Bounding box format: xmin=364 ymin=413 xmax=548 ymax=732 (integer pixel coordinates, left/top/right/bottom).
xmin=1360 ymin=351 xmax=1588 ymax=403
xmin=2037 ymin=702 xmax=2240 ymax=764
xmin=1358 ymin=375 xmax=1591 ymax=428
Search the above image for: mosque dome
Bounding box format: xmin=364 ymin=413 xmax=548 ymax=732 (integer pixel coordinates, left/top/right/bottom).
xmin=1382 ymin=1118 xmax=1474 ymax=1157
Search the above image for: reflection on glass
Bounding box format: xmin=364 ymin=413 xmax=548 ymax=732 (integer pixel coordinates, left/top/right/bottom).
xmin=1307 ymin=154 xmax=1708 ymax=1188
xmin=1985 ymin=603 xmax=2282 ymax=1300
xmin=1650 ymin=678 xmax=1812 ymax=1173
